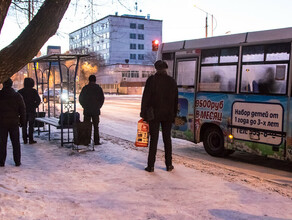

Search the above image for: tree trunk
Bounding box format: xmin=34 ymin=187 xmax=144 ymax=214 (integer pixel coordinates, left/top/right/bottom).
xmin=0 ymin=0 xmax=11 ymax=34
xmin=0 ymin=0 xmax=71 ymax=83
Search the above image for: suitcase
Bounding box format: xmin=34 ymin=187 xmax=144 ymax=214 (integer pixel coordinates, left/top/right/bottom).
xmin=73 ymin=121 xmax=92 ymax=146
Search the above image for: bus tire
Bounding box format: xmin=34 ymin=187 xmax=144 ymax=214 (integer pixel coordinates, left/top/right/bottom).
xmin=203 ymin=126 xmax=225 ymax=157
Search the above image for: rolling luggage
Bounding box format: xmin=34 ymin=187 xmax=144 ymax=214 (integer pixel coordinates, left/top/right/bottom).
xmin=73 ymin=121 xmax=92 ymax=146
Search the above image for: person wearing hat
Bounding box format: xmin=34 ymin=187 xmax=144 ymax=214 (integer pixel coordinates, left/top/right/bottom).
xmin=18 ymin=78 xmax=41 ymax=144
xmin=79 ymin=75 xmax=104 ymax=145
xmin=0 ymin=78 xmax=26 ymax=167
xmin=140 ymin=60 xmax=178 ymax=172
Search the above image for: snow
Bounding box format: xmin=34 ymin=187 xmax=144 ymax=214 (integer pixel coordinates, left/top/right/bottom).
xmin=1 ymin=95 xmax=292 ymax=219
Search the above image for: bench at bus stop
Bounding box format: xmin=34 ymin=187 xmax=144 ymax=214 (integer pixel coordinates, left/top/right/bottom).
xmin=35 ymin=114 xmax=93 ymax=150
xmin=35 ymin=116 xmax=74 ymax=146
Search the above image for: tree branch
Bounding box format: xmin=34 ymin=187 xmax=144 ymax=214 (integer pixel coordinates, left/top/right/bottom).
xmin=0 ymin=0 xmax=71 ymax=83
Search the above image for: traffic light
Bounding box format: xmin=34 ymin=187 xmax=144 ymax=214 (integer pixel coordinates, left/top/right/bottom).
xmin=152 ymin=40 xmax=159 ymax=51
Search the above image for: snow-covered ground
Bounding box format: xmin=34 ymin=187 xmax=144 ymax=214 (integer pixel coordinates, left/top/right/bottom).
xmin=0 ymin=129 xmax=291 ymax=220
xmin=1 ymin=95 xmax=292 ymax=219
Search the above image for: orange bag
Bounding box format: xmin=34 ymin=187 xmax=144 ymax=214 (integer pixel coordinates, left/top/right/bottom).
xmin=135 ymin=119 xmax=149 ymax=147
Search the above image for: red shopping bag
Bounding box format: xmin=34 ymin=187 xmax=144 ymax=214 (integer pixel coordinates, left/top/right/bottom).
xmin=135 ymin=119 xmax=149 ymax=147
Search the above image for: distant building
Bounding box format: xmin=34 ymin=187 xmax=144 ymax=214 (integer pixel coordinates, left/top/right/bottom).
xmin=69 ymin=14 xmax=162 ymax=94
xmin=69 ymin=14 xmax=162 ymax=65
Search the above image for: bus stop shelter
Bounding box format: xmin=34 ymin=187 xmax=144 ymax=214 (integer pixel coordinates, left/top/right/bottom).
xmin=31 ymin=53 xmax=88 ymax=146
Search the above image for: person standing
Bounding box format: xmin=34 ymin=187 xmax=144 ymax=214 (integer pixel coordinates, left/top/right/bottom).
xmin=140 ymin=60 xmax=178 ymax=172
xmin=0 ymin=78 xmax=26 ymax=167
xmin=79 ymin=75 xmax=104 ymax=145
xmin=18 ymin=78 xmax=41 ymax=144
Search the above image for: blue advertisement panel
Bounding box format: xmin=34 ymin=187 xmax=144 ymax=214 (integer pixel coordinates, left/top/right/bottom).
xmin=172 ymin=92 xmax=195 ymax=141
xmin=195 ymin=92 xmax=289 ymax=160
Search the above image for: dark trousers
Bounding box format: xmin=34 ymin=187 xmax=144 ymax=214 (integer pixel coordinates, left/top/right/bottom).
xmin=147 ymin=121 xmax=173 ymax=167
xmin=84 ymin=115 xmax=100 ymax=144
xmin=22 ymin=113 xmax=35 ymax=142
xmin=0 ymin=126 xmax=21 ymax=165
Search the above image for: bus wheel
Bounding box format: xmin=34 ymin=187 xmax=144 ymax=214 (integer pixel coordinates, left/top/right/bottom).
xmin=203 ymin=126 xmax=225 ymax=157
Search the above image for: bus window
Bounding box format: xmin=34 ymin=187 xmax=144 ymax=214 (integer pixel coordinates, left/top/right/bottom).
xmin=220 ymin=48 xmax=239 ymax=63
xmin=241 ymin=43 xmax=290 ymax=95
xmin=242 ymin=45 xmax=264 ymax=62
xmin=176 ymin=59 xmax=197 ymax=87
xmin=241 ymin=64 xmax=288 ymax=94
xmin=266 ymin=43 xmax=290 ymax=61
xmin=201 ymin=49 xmax=219 ymax=64
xmin=200 ymin=66 xmax=237 ymax=92
xmin=200 ymin=47 xmax=238 ymax=92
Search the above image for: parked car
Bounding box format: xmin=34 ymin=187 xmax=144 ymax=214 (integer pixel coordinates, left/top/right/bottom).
xmin=43 ymin=89 xmax=74 ymax=103
xmin=43 ymin=89 xmax=60 ymax=103
xmin=57 ymin=89 xmax=74 ymax=103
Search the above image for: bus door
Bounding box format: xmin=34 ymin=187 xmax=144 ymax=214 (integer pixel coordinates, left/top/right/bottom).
xmin=172 ymin=58 xmax=198 ymax=142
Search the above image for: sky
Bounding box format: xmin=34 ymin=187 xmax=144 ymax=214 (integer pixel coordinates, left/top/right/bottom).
xmin=1 ymin=0 xmax=292 ymax=54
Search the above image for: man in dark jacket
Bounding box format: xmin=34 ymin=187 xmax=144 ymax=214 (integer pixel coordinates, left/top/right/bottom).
xmin=0 ymin=78 xmax=26 ymax=167
xmin=79 ymin=75 xmax=104 ymax=145
xmin=18 ymin=78 xmax=41 ymax=144
xmin=140 ymin=60 xmax=178 ymax=172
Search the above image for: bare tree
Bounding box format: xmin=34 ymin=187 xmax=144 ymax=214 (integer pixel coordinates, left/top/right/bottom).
xmin=69 ymin=46 xmax=105 ymax=90
xmin=0 ymin=0 xmax=71 ymax=83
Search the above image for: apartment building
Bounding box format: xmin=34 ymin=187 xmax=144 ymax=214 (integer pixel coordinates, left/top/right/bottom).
xmin=69 ymin=14 xmax=162 ymax=94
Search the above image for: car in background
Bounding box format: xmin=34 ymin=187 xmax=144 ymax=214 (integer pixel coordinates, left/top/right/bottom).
xmin=43 ymin=89 xmax=60 ymax=103
xmin=43 ymin=89 xmax=74 ymax=103
xmin=57 ymin=89 xmax=74 ymax=103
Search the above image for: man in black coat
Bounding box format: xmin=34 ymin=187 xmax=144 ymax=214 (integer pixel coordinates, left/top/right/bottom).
xmin=140 ymin=60 xmax=178 ymax=172
xmin=0 ymin=79 xmax=26 ymax=167
xmin=79 ymin=75 xmax=104 ymax=145
xmin=18 ymin=78 xmax=41 ymax=144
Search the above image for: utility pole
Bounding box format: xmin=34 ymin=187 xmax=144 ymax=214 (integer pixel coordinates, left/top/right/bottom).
xmin=205 ymin=14 xmax=208 ymax=38
xmin=91 ymin=0 xmax=94 ymax=52
xmin=194 ymin=5 xmax=216 ymax=38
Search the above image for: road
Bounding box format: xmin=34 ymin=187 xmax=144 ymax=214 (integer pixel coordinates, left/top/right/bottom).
xmin=97 ymin=95 xmax=292 ymax=192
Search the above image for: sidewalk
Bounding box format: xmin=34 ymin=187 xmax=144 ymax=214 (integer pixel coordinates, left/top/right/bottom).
xmin=0 ymin=131 xmax=291 ymax=220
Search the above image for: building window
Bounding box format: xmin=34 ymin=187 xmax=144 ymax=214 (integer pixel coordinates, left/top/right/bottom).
xmin=138 ymin=54 xmax=144 ymax=60
xmin=130 ymin=44 xmax=136 ymax=49
xmin=122 ymin=71 xmax=130 ymax=77
xmin=138 ymin=34 xmax=144 ymax=40
xmin=130 ymin=54 xmax=136 ymax=59
xmin=130 ymin=33 xmax=136 ymax=39
xmin=138 ymin=44 xmax=144 ymax=50
xmin=131 ymin=71 xmax=139 ymax=78
xmin=138 ymin=24 xmax=144 ymax=30
xmin=130 ymin=23 xmax=136 ymax=29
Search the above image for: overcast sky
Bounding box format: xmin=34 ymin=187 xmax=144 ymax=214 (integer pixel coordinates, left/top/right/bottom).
xmin=1 ymin=0 xmax=292 ymax=54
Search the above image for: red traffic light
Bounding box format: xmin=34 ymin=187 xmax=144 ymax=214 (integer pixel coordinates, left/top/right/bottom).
xmin=152 ymin=40 xmax=159 ymax=51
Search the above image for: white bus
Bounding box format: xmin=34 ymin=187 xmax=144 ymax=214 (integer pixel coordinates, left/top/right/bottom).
xmin=157 ymin=27 xmax=292 ymax=161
